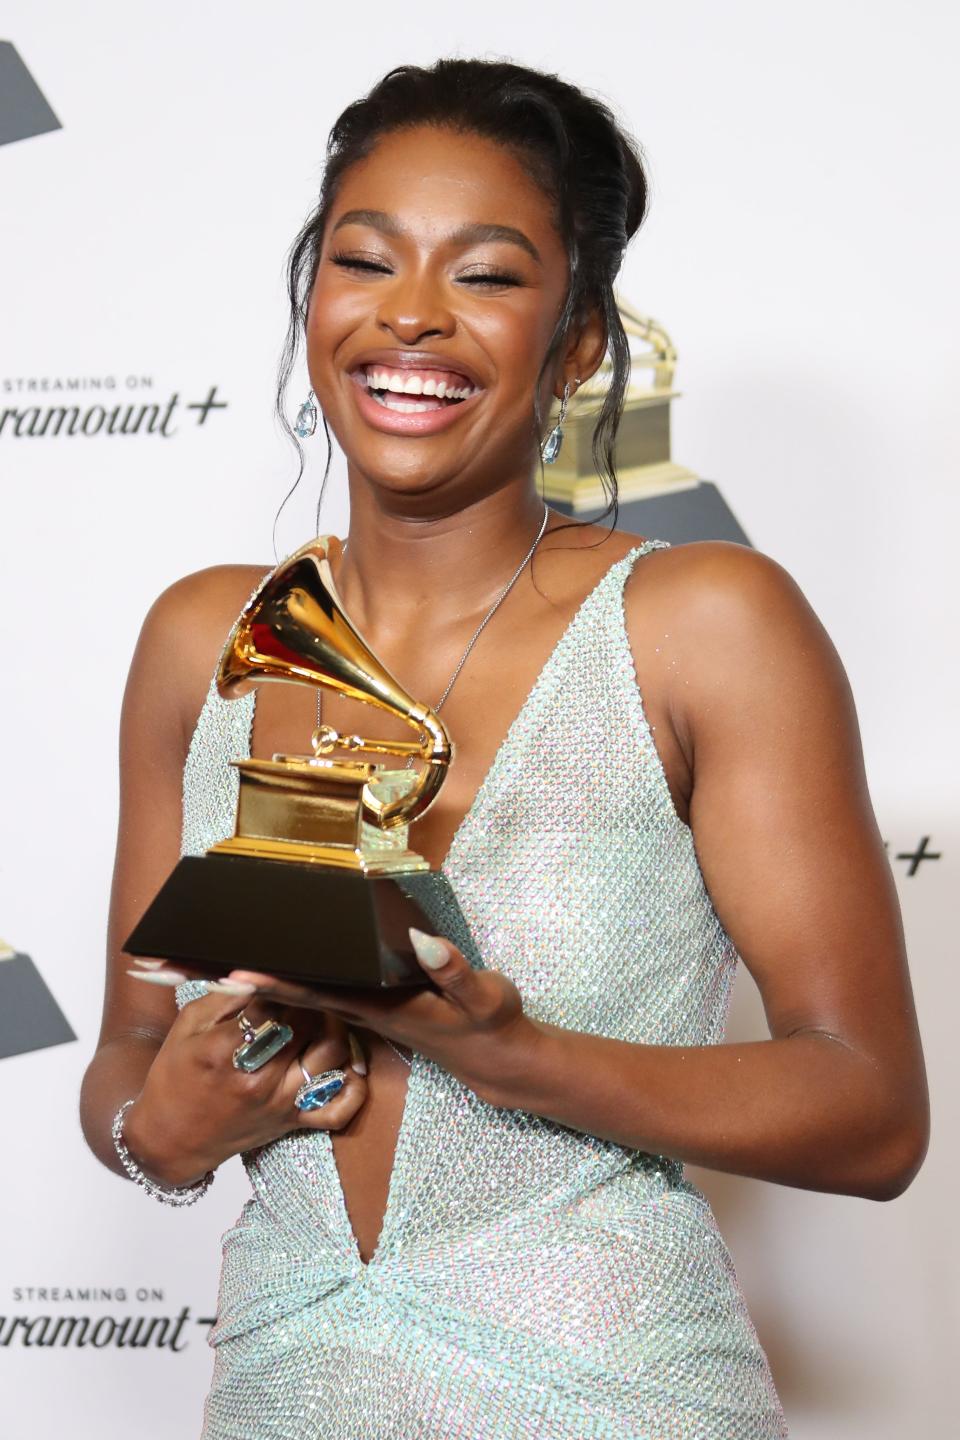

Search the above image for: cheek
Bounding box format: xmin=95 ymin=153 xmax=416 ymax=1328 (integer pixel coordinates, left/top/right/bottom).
xmin=305 ymin=279 xmax=361 ymax=371
xmin=471 ymin=299 xmax=560 ymax=389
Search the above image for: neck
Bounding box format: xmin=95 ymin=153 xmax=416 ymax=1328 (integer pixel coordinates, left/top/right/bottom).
xmin=335 ymin=478 xmax=549 ymax=640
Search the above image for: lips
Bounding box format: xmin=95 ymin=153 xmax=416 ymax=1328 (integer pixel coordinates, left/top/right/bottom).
xmin=346 ymin=352 xmax=485 ymax=435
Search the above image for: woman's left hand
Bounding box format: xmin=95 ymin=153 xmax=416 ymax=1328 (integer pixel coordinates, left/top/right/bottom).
xmin=221 ymin=930 xmax=537 ymax=1103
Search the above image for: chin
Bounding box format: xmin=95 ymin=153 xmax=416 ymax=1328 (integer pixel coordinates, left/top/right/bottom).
xmin=358 ymin=454 xmax=473 ymax=508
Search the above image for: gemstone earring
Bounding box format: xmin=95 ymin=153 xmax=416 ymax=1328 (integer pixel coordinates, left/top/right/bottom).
xmin=294 ymin=390 xmax=318 ymax=439
xmin=541 ymin=380 xmax=575 ymax=465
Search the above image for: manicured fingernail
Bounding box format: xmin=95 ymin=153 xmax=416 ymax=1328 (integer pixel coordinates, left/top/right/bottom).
xmin=131 ymin=958 xmax=165 ymax=969
xmin=126 ymin=969 xmax=187 ymax=986
xmin=409 ymin=927 xmax=450 ymax=971
xmin=348 ymin=1032 xmax=367 ymax=1075
xmin=207 ymin=979 xmax=257 ymax=995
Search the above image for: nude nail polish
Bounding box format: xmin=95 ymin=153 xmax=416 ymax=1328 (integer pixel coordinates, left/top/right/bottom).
xmin=408 ymin=927 xmax=450 ymax=971
xmin=126 ymin=968 xmax=188 ymax=986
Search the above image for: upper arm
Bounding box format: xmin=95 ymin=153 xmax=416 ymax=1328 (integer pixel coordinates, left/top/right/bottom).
xmin=96 ymin=565 xmax=258 ymax=1050
xmin=629 ymin=543 xmax=926 ymax=1107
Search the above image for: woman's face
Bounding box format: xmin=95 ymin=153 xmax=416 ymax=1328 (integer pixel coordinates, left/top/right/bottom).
xmin=305 ymin=124 xmax=582 ymax=511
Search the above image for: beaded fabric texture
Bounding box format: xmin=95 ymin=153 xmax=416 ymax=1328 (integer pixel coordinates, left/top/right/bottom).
xmin=177 ymin=540 xmax=788 ymax=1439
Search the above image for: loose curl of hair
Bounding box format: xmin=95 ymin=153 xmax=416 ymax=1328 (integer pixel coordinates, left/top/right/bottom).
xmin=273 ymin=57 xmax=648 ymax=553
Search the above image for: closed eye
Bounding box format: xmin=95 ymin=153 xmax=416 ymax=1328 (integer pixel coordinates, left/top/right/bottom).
xmin=457 ymin=271 xmax=524 ymax=288
xmin=330 ymin=253 xmax=524 ymax=289
xmin=331 ymin=253 xmax=391 ymax=275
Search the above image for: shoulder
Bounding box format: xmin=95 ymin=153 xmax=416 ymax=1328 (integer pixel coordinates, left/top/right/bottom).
xmin=626 ymin=538 xmax=830 ymax=648
xmin=137 ymin=562 xmax=270 ymax=681
xmin=141 ymin=562 xmax=269 ymax=638
xmin=129 ymin=562 xmax=270 ymax=750
xmin=624 ymin=539 xmax=853 ymax=754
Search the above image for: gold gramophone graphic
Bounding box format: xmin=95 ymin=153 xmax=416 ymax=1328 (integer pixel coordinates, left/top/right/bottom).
xmin=540 ymin=298 xmax=699 ymax=513
xmin=124 ymin=536 xmax=460 ymax=988
xmin=213 ymin=534 xmax=451 ymax=873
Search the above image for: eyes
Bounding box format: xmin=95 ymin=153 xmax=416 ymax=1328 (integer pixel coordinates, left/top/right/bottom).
xmin=329 ymin=251 xmax=524 ymax=290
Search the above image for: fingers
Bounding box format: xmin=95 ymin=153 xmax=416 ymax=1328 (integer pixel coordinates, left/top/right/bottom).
xmin=125 ymin=960 xmax=249 ymax=994
xmin=176 ymin=985 xmax=271 ymax=1033
xmin=290 ymin=1066 xmax=368 ymax=1131
xmin=223 ymin=971 xmax=336 ymax=1013
xmin=408 ymin=928 xmax=479 ymax=1006
xmin=281 ymin=1029 xmax=367 ymax=1131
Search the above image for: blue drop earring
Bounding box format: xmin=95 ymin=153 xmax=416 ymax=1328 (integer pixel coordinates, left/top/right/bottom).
xmin=541 ymin=379 xmax=577 ymax=465
xmin=294 ymin=390 xmax=318 ymax=439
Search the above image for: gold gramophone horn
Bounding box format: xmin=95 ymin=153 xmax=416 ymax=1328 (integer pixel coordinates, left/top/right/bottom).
xmin=216 ymin=536 xmax=452 ymax=830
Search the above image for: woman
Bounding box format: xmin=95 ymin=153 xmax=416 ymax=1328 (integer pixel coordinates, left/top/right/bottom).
xmin=81 ymin=58 xmax=928 ymax=1438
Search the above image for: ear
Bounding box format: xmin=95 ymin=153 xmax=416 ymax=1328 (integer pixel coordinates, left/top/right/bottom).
xmin=554 ymin=303 xmax=607 ymax=397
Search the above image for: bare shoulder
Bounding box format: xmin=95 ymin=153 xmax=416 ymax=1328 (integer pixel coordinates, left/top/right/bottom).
xmin=623 ymin=539 xmax=853 ymax=759
xmin=130 ymin=562 xmax=271 ymax=750
xmin=626 ymin=538 xmax=836 ymax=656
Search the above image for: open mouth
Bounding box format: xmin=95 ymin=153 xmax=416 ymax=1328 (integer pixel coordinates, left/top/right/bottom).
xmin=353 ymin=364 xmax=483 ymax=414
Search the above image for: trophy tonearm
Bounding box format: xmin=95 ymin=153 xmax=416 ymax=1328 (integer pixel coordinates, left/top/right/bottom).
xmin=209 ymin=534 xmax=454 ymax=875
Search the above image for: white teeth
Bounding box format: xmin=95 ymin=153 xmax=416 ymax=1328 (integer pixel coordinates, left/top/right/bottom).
xmin=361 ymin=367 xmax=481 ymax=404
xmin=355 ymin=371 xmax=368 ymax=387
xmin=371 ymin=393 xmax=441 ymax=413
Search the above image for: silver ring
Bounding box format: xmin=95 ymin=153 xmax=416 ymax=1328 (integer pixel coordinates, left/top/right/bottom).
xmin=294 ymin=1067 xmax=347 ymax=1112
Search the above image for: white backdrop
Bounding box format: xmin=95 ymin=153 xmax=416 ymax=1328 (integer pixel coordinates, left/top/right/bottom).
xmin=1 ymin=3 xmax=957 ymax=1436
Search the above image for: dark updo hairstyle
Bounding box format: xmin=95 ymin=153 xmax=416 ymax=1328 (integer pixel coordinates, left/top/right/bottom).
xmin=275 ymin=57 xmax=648 ymax=544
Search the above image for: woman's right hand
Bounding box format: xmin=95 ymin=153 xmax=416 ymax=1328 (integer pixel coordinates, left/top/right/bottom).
xmin=121 ymin=987 xmax=367 ymax=1187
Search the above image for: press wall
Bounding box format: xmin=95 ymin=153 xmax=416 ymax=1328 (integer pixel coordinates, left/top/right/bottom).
xmin=1 ymin=4 xmax=957 ymax=1436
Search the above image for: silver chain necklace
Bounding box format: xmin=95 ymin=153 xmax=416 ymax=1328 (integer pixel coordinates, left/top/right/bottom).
xmin=317 ymin=506 xmax=550 ymax=1068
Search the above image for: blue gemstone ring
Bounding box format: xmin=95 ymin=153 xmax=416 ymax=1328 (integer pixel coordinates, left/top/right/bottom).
xmin=294 ymin=1064 xmax=347 ymax=1112
xmin=232 ymin=1014 xmax=294 ymax=1073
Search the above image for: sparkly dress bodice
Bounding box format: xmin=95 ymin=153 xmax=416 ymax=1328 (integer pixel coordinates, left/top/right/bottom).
xmin=178 ymin=541 xmax=787 ymax=1438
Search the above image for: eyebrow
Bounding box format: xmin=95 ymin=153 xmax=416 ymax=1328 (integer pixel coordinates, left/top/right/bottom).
xmin=331 ymin=209 xmax=542 ymax=264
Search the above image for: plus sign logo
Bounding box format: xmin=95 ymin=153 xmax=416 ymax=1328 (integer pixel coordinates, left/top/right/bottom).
xmin=186 ymin=385 xmax=229 ymax=426
xmin=889 ymin=835 xmax=942 ymax=878
xmin=0 ymin=42 xmax=61 ymax=147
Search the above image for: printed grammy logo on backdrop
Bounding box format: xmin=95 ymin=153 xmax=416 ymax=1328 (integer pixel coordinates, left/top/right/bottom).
xmin=0 ymin=41 xmax=61 ymax=148
xmin=0 ymin=376 xmax=229 ymax=440
xmin=544 ymin=303 xmax=751 ymax=547
xmin=0 ymin=938 xmax=75 ymax=1061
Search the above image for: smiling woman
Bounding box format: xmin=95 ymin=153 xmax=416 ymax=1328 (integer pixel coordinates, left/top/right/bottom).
xmin=81 ymin=56 xmax=927 ymax=1440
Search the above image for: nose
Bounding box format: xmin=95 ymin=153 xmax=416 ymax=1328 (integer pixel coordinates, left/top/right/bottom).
xmin=375 ymin=267 xmax=455 ymax=346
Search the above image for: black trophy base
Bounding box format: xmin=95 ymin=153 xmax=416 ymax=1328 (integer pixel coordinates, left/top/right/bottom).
xmin=123 ymin=853 xmax=436 ymax=987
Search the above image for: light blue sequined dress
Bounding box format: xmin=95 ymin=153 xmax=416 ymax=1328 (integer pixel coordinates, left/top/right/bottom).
xmin=178 ymin=540 xmax=787 ymax=1438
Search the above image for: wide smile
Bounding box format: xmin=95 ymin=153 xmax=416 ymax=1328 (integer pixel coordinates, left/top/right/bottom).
xmin=347 ymin=361 xmax=485 ymax=436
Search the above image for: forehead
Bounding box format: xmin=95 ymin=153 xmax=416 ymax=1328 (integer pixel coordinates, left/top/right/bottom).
xmin=328 ymin=124 xmax=563 ymax=252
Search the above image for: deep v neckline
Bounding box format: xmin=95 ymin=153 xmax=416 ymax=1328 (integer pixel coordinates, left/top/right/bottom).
xmin=238 ymin=542 xmax=650 ymax=1271
xmin=245 ymin=543 xmax=647 ymax=876
xmin=436 ymin=543 xmax=647 ymax=875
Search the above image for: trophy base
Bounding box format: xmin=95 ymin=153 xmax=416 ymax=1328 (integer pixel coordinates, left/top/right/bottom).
xmin=208 ymin=833 xmax=429 ymax=876
xmin=122 ymin=853 xmax=441 ymax=988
